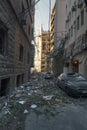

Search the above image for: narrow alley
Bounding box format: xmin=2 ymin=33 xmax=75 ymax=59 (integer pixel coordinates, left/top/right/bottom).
xmin=0 ymin=73 xmax=87 ymax=130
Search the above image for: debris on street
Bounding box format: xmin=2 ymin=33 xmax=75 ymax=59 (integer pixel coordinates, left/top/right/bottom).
xmin=24 ymin=110 xmax=28 ymax=114
xmin=30 ymin=104 xmax=37 ymax=109
xmin=0 ymin=73 xmax=87 ymax=130
xmin=17 ymin=100 xmax=26 ymax=105
xmin=43 ymin=95 xmax=54 ymax=100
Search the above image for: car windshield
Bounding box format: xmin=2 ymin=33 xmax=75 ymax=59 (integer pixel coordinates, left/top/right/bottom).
xmin=67 ymin=74 xmax=86 ymax=82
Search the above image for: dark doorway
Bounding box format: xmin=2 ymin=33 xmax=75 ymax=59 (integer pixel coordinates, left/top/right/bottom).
xmin=16 ymin=75 xmax=21 ymax=87
xmin=22 ymin=74 xmax=24 ymax=84
xmin=0 ymin=78 xmax=10 ymax=96
xmin=72 ymin=60 xmax=79 ymax=73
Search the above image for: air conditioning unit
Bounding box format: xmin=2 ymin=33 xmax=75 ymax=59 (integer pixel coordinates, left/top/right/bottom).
xmin=78 ymin=0 xmax=83 ymax=8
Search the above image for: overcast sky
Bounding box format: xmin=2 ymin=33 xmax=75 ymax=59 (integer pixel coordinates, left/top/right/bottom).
xmin=34 ymin=0 xmax=55 ymax=36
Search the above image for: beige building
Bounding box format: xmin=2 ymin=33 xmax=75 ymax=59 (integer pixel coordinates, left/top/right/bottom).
xmin=64 ymin=0 xmax=87 ymax=76
xmin=36 ymin=27 xmax=50 ymax=72
xmin=50 ymin=3 xmax=55 ymax=51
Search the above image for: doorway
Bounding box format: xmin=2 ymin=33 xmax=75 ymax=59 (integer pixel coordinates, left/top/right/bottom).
xmin=72 ymin=60 xmax=79 ymax=73
xmin=0 ymin=78 xmax=10 ymax=96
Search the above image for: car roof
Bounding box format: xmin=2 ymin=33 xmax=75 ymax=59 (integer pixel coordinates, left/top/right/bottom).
xmin=66 ymin=73 xmax=78 ymax=76
xmin=61 ymin=73 xmax=80 ymax=77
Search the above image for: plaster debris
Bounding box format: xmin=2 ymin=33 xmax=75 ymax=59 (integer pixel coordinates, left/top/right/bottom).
xmin=43 ymin=95 xmax=54 ymax=101
xmin=30 ymin=104 xmax=37 ymax=109
xmin=20 ymin=86 xmax=24 ymax=89
xmin=24 ymin=109 xmax=28 ymax=114
xmin=4 ymin=109 xmax=11 ymax=115
xmin=18 ymin=100 xmax=25 ymax=105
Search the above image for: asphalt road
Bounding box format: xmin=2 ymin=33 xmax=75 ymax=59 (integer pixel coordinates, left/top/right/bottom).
xmin=25 ymin=103 xmax=87 ymax=130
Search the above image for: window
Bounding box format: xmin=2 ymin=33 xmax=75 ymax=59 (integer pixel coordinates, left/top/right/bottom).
xmin=28 ymin=25 xmax=30 ymax=35
xmin=42 ymin=43 xmax=45 ymax=50
xmin=0 ymin=27 xmax=7 ymax=55
xmin=77 ymin=16 xmax=80 ymax=30
xmin=27 ymin=52 xmax=30 ymax=64
xmin=84 ymin=0 xmax=87 ymax=7
xmin=69 ymin=29 xmax=70 ymax=39
xmin=71 ymin=26 xmax=73 ymax=37
xmin=74 ymin=20 xmax=76 ymax=30
xmin=19 ymin=44 xmax=24 ymax=61
xmin=81 ymin=9 xmax=84 ymax=26
xmin=69 ymin=11 xmax=71 ymax=21
xmin=20 ymin=1 xmax=26 ymax=25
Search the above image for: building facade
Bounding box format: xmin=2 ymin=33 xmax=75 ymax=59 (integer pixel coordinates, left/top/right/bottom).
xmin=64 ymin=0 xmax=87 ymax=76
xmin=36 ymin=27 xmax=50 ymax=72
xmin=0 ymin=0 xmax=35 ymax=96
xmin=50 ymin=2 xmax=56 ymax=72
xmin=51 ymin=0 xmax=67 ymax=76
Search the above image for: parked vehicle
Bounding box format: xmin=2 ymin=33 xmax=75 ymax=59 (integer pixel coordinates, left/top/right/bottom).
xmin=57 ymin=73 xmax=87 ymax=97
xmin=44 ymin=72 xmax=54 ymax=79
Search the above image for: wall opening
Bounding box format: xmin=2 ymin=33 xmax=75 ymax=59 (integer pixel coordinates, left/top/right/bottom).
xmin=16 ymin=74 xmax=24 ymax=87
xmin=72 ymin=60 xmax=79 ymax=73
xmin=22 ymin=74 xmax=24 ymax=84
xmin=16 ymin=75 xmax=21 ymax=87
xmin=0 ymin=78 xmax=10 ymax=96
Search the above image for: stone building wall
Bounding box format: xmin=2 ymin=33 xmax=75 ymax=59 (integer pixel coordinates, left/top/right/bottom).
xmin=0 ymin=0 xmax=34 ymax=96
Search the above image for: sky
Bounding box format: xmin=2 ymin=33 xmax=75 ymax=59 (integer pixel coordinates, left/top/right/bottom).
xmin=34 ymin=0 xmax=55 ymax=36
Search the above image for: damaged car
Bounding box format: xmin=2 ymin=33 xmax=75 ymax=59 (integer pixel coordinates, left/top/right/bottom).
xmin=57 ymin=73 xmax=87 ymax=97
